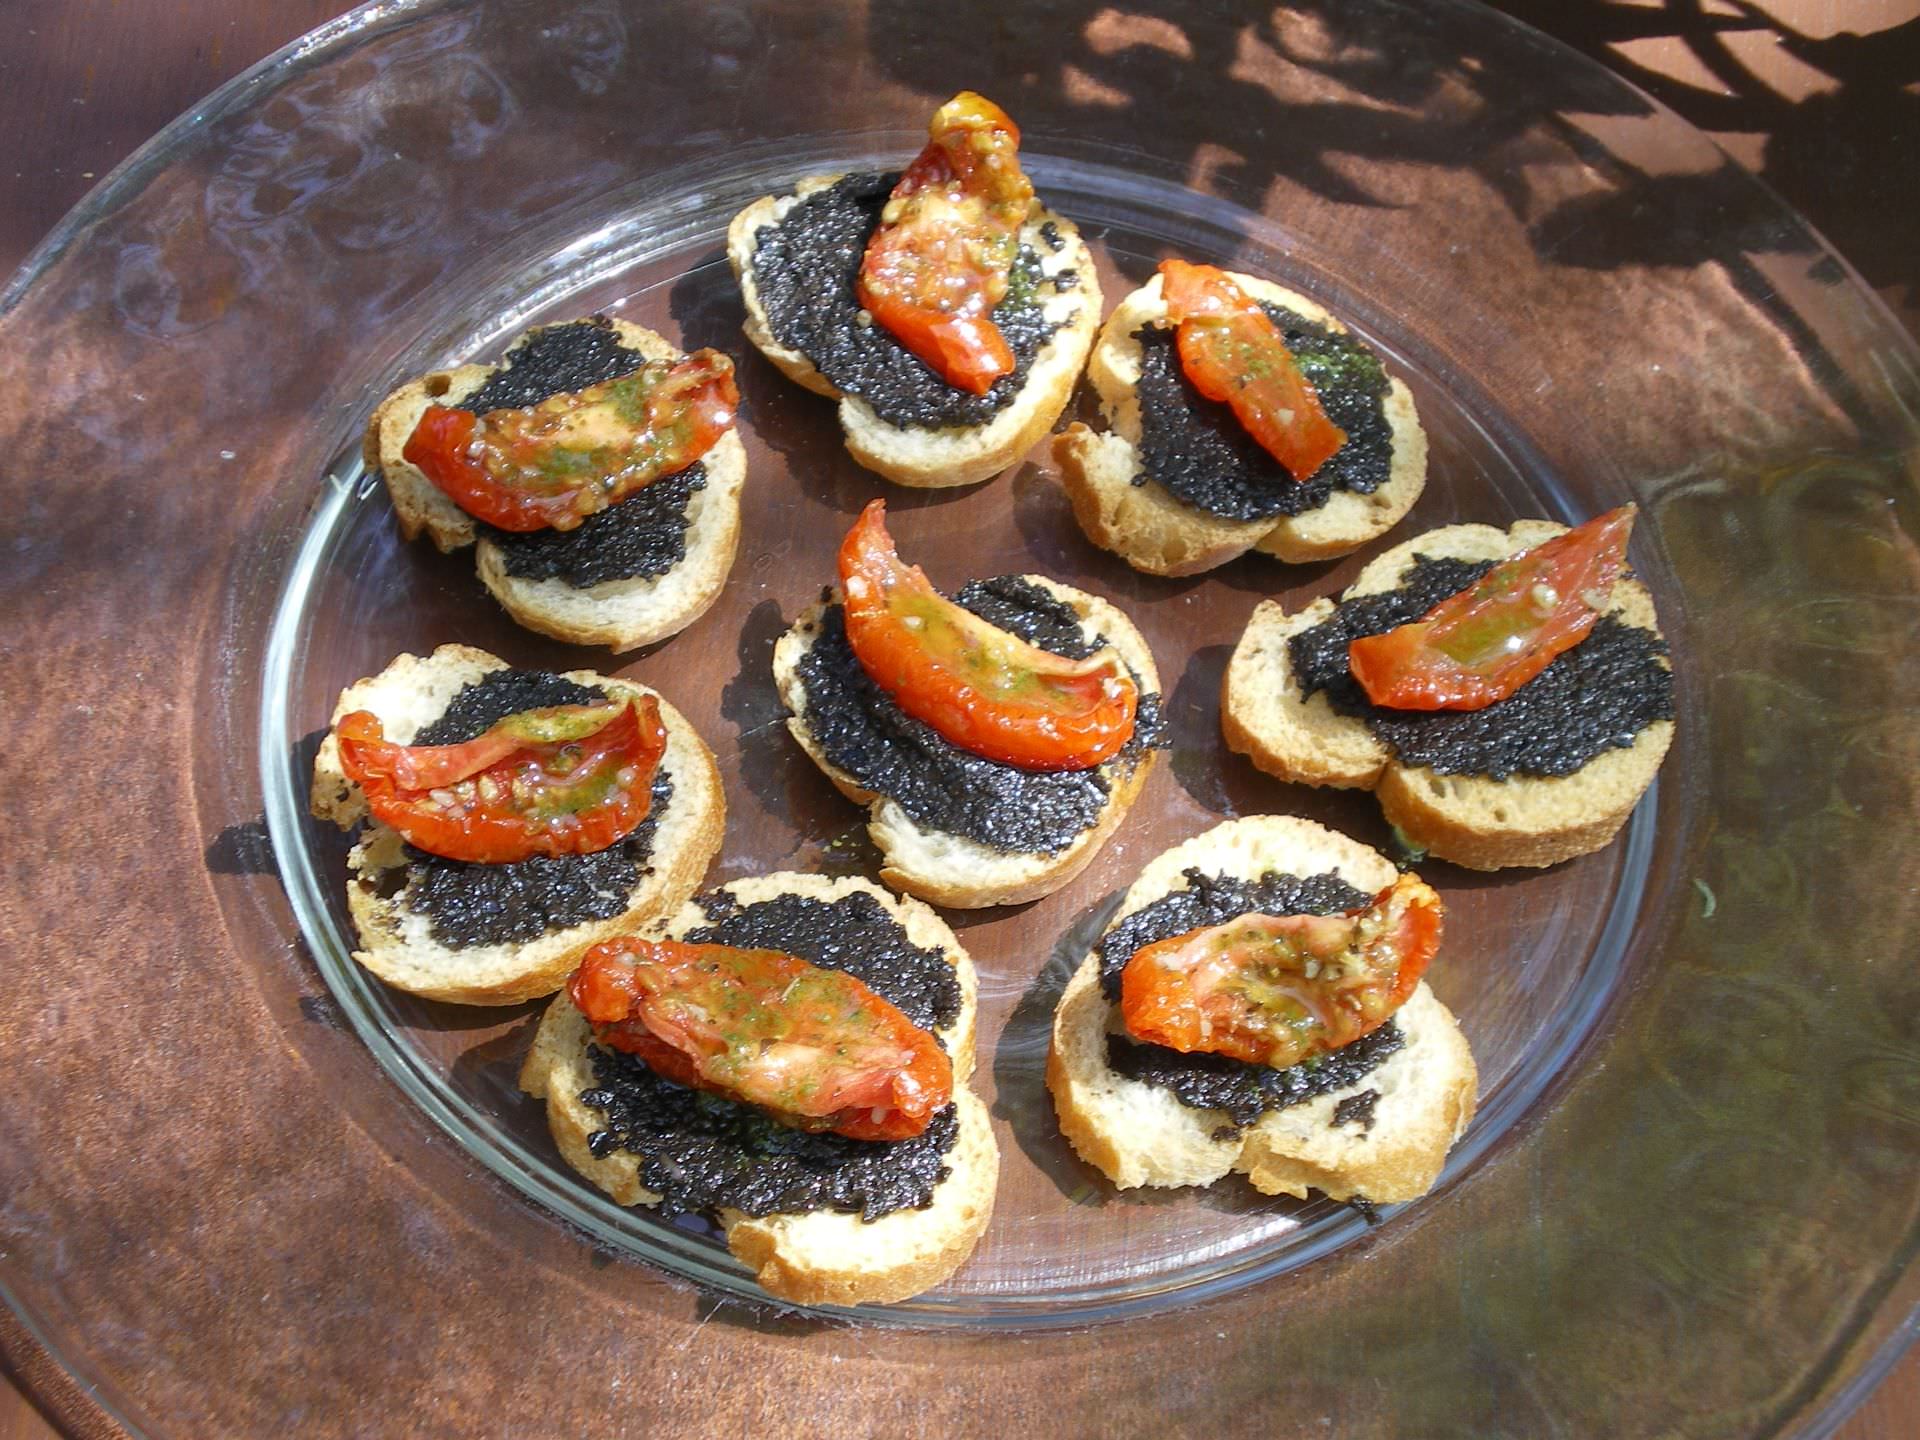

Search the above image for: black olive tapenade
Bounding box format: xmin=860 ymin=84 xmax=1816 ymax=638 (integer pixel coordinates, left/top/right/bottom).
xmin=1132 ymin=303 xmax=1395 ymax=523
xmin=793 ymin=576 xmax=1168 ymax=856
xmin=1333 ymin=1089 xmax=1382 ymax=1132
xmin=481 ymin=467 xmax=707 ymax=588
xmin=456 ymin=317 xmax=645 ymax=415
xmin=1107 ymin=1025 xmax=1405 ymax=1131
xmin=577 ymin=886 xmax=964 ymax=1221
xmin=453 ymin=319 xmax=707 ymax=587
xmin=386 ymin=669 xmax=676 ymax=950
xmin=953 ymin=574 xmax=1104 ymax=660
xmin=1095 ymin=867 xmax=1405 ymax=1130
xmin=748 ymin=172 xmax=1072 ymax=431
xmin=581 ymin=1058 xmax=960 ymax=1222
xmin=1287 ymin=555 xmax=1676 ymax=780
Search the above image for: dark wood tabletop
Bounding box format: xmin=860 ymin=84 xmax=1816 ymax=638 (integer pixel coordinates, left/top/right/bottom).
xmin=1 ymin=2 xmax=1913 ymax=1435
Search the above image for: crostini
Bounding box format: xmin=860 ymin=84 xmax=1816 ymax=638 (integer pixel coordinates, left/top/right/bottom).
xmin=1222 ymin=510 xmax=1675 ymax=869
xmin=520 ymin=872 xmax=997 ymax=1305
xmin=365 ymin=316 xmax=747 ymax=651
xmin=309 ymin=644 xmax=724 ymax=1003
xmin=1055 ymin=261 xmax=1427 ymax=574
xmin=1049 ymin=815 xmax=1476 ymax=1204
xmin=729 ymin=92 xmax=1099 ymax=488
xmin=774 ymin=501 xmax=1165 ymax=908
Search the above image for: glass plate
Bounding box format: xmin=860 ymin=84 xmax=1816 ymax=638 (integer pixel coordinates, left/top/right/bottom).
xmin=3 ymin=1 xmax=1916 ymax=1435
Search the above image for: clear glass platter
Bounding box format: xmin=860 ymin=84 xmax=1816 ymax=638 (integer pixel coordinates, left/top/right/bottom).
xmin=2 ymin=1 xmax=1916 ymax=1434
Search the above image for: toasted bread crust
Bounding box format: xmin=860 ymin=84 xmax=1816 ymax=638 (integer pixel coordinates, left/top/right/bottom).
xmin=728 ymin=179 xmax=849 ymax=402
xmin=1219 ymin=596 xmax=1392 ymax=791
xmin=771 ymin=576 xmax=1162 ymax=909
xmin=1046 ymin=816 xmax=1476 ymax=1202
xmin=1055 ymin=424 xmax=1275 ymax=578
xmin=518 ymin=873 xmax=997 ymax=1305
xmin=365 ymin=362 xmax=494 ymax=552
xmin=309 ymin=645 xmax=724 ymax=1004
xmin=366 ymin=320 xmax=745 ymax=650
xmin=1053 ymin=271 xmax=1426 ymax=574
xmin=1371 ymin=723 xmax=1673 ymax=870
xmin=729 ymin=177 xmax=1100 ymax=488
xmin=1222 ymin=521 xmax=1674 ymax=869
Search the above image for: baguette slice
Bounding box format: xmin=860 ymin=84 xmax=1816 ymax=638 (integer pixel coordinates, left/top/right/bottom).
xmin=309 ymin=644 xmax=724 ymax=1004
xmin=1048 ymin=815 xmax=1476 ymax=1203
xmin=728 ymin=176 xmax=1099 ymax=488
xmin=1054 ymin=271 xmax=1427 ymax=575
xmin=1222 ymin=521 xmax=1675 ymax=870
xmin=364 ymin=317 xmax=746 ymax=651
xmin=772 ymin=576 xmax=1161 ymax=909
xmin=519 ymin=873 xmax=997 ymax=1306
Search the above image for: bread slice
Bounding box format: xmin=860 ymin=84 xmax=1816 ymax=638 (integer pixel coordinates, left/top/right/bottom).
xmin=364 ymin=318 xmax=746 ymax=651
xmin=728 ymin=177 xmax=1100 ymax=488
xmin=309 ymin=644 xmax=724 ymax=1004
xmin=1047 ymin=815 xmax=1476 ymax=1203
xmin=518 ymin=873 xmax=997 ymax=1305
xmin=1054 ymin=271 xmax=1427 ymax=575
xmin=772 ymin=576 xmax=1162 ymax=908
xmin=1222 ymin=521 xmax=1676 ymax=870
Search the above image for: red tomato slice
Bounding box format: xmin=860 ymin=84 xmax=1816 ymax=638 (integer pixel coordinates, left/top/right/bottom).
xmin=1347 ymin=506 xmax=1638 ymax=711
xmin=402 ymin=349 xmax=737 ymax=532
xmin=838 ymin=500 xmax=1137 ymax=772
xmin=1158 ymin=259 xmax=1347 ymax=482
xmin=335 ymin=695 xmax=667 ymax=864
xmin=1120 ymin=874 xmax=1442 ymax=1070
xmin=855 ymin=91 xmax=1036 ymax=394
xmin=570 ymin=938 xmax=954 ymax=1141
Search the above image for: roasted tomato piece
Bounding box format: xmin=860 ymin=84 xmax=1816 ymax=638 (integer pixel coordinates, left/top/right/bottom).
xmin=1158 ymin=258 xmax=1347 ymax=482
xmin=570 ymin=938 xmax=954 ymax=1141
xmin=1347 ymin=506 xmax=1638 ymax=711
xmin=402 ymin=349 xmax=737 ymax=532
xmin=854 ymin=91 xmax=1036 ymax=394
xmin=1120 ymin=874 xmax=1442 ymax=1070
xmin=838 ymin=500 xmax=1137 ymax=772
xmin=335 ymin=695 xmax=667 ymax=864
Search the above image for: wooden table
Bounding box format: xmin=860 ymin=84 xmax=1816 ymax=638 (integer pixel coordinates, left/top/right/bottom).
xmin=1 ymin=2 xmax=1913 ymax=1434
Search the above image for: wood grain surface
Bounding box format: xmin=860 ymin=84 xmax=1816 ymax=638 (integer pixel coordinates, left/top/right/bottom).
xmin=0 ymin=2 xmax=1912 ymax=1436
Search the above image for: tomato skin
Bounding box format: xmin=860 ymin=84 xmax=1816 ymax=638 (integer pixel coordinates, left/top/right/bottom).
xmin=855 ymin=91 xmax=1035 ymax=394
xmin=837 ymin=500 xmax=1137 ymax=772
xmin=1119 ymin=875 xmax=1442 ymax=1070
xmin=1157 ymin=259 xmax=1348 ymax=482
xmin=335 ymin=695 xmax=667 ymax=864
xmin=401 ymin=349 xmax=737 ymax=532
xmin=570 ymin=938 xmax=954 ymax=1141
xmin=1347 ymin=506 xmax=1637 ymax=711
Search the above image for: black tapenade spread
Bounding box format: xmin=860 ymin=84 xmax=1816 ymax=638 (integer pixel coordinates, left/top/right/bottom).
xmin=1287 ymin=555 xmax=1676 ymax=780
xmin=1096 ymin=867 xmax=1405 ymax=1129
xmin=749 ymin=171 xmax=1070 ymax=430
xmin=412 ymin=668 xmax=605 ymax=742
xmin=1332 ymin=1089 xmax=1382 ymax=1132
xmin=1133 ymin=303 xmax=1394 ymax=522
xmin=1107 ymin=1025 xmax=1404 ymax=1131
xmin=456 ymin=318 xmax=706 ymax=587
xmin=581 ymin=1056 xmax=959 ymax=1221
xmin=390 ymin=669 xmax=674 ymax=950
xmin=457 ymin=317 xmax=645 ymax=414
xmin=481 ymin=467 xmax=706 ymax=587
xmin=793 ymin=576 xmax=1167 ymax=855
xmin=578 ymin=886 xmax=963 ymax=1221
